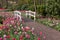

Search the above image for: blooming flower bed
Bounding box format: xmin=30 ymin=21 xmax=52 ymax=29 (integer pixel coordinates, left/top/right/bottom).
xmin=0 ymin=13 xmax=46 ymax=40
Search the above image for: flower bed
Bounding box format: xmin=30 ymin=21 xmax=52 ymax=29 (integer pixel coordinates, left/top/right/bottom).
xmin=0 ymin=14 xmax=46 ymax=40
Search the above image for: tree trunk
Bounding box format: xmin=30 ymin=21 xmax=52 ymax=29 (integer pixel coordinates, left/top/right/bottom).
xmin=1 ymin=0 xmax=3 ymax=8
xmin=6 ymin=0 xmax=8 ymax=8
xmin=34 ymin=0 xmax=36 ymax=12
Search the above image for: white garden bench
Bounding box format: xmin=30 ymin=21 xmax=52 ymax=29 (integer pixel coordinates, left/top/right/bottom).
xmin=14 ymin=10 xmax=22 ymax=21
xmin=26 ymin=10 xmax=36 ymax=21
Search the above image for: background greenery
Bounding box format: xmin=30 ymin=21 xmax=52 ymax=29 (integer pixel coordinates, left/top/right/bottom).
xmin=0 ymin=0 xmax=60 ymax=19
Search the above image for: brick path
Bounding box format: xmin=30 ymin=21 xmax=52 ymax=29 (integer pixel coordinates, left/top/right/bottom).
xmin=23 ymin=17 xmax=60 ymax=40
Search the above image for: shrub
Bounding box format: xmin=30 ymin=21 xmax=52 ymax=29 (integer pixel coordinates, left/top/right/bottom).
xmin=45 ymin=0 xmax=60 ymax=18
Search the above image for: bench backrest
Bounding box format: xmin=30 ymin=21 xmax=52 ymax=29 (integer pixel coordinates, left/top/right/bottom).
xmin=30 ymin=11 xmax=36 ymax=15
xmin=14 ymin=10 xmax=22 ymax=21
xmin=26 ymin=10 xmax=36 ymax=16
xmin=14 ymin=11 xmax=21 ymax=15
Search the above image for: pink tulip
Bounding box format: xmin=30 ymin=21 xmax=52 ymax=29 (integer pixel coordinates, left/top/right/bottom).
xmin=25 ymin=34 xmax=30 ymax=39
xmin=14 ymin=31 xmax=18 ymax=34
xmin=31 ymin=27 xmax=34 ymax=34
xmin=0 ymin=37 xmax=2 ymax=40
xmin=25 ymin=26 xmax=30 ymax=30
xmin=40 ymin=32 xmax=42 ymax=35
xmin=3 ymin=35 xmax=6 ymax=38
xmin=14 ymin=26 xmax=17 ymax=28
xmin=11 ymin=21 xmax=15 ymax=25
xmin=32 ymin=27 xmax=34 ymax=31
xmin=25 ymin=26 xmax=30 ymax=31
xmin=43 ymin=36 xmax=46 ymax=39
xmin=3 ymin=38 xmax=7 ymax=40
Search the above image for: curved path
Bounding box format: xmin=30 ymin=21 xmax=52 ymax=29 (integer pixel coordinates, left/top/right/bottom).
xmin=23 ymin=17 xmax=60 ymax=40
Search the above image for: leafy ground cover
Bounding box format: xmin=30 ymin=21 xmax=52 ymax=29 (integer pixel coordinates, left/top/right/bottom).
xmin=37 ymin=18 xmax=60 ymax=31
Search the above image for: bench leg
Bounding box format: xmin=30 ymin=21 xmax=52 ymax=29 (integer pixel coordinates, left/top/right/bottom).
xmin=29 ymin=14 xmax=31 ymax=18
xmin=26 ymin=13 xmax=28 ymax=17
xmin=26 ymin=14 xmax=27 ymax=17
xmin=34 ymin=17 xmax=36 ymax=21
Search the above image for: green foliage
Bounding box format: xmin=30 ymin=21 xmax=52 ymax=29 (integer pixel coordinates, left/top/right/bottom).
xmin=27 ymin=5 xmax=35 ymax=11
xmin=1 ymin=0 xmax=60 ymax=19
xmin=36 ymin=4 xmax=47 ymax=17
xmin=16 ymin=5 xmax=22 ymax=10
xmin=21 ymin=4 xmax=29 ymax=10
xmin=37 ymin=18 xmax=60 ymax=31
xmin=45 ymin=0 xmax=60 ymax=18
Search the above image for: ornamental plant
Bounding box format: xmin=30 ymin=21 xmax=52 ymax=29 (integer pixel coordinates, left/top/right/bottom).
xmin=0 ymin=15 xmax=46 ymax=40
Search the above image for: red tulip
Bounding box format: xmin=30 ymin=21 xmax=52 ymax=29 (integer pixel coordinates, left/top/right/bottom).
xmin=6 ymin=35 xmax=10 ymax=38
xmin=12 ymin=38 xmax=16 ymax=40
xmin=0 ymin=26 xmax=3 ymax=30
xmin=38 ymin=37 xmax=41 ymax=40
xmin=19 ymin=35 xmax=23 ymax=39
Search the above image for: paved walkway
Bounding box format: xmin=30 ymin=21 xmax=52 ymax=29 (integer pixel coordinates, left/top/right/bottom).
xmin=23 ymin=17 xmax=60 ymax=40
